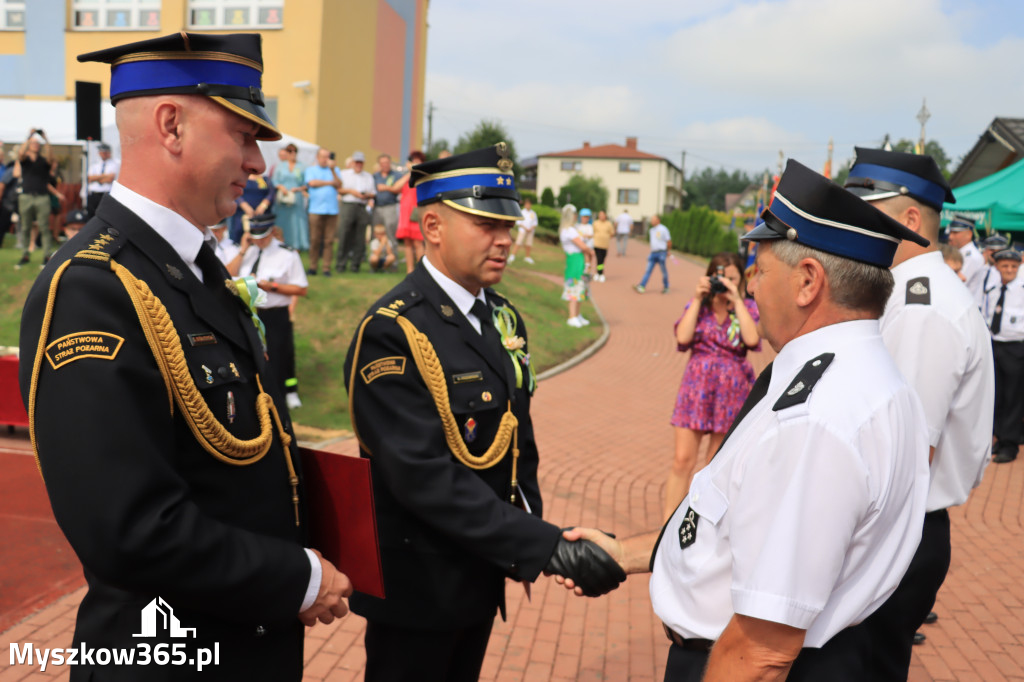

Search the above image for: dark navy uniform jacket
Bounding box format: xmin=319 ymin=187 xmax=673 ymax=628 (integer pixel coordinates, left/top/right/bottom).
xmin=344 ymin=264 xmax=561 ymax=629
xmin=19 ymin=198 xmax=310 ymax=681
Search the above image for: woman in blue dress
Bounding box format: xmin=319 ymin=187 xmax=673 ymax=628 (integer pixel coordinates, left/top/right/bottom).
xmin=270 ymin=144 xmax=309 ymax=250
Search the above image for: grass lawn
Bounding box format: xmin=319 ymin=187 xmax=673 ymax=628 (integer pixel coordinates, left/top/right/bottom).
xmin=0 ymin=238 xmax=598 ymax=433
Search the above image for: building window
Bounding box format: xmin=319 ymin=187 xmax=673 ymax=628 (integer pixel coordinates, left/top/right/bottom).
xmin=617 ymin=189 xmax=639 ymax=205
xmin=72 ymin=0 xmax=161 ymax=31
xmin=188 ymin=0 xmax=284 ymax=29
xmin=619 ymin=161 xmax=641 ymax=173
xmin=0 ymin=0 xmax=25 ymax=30
xmin=560 ymin=161 xmax=582 ymax=172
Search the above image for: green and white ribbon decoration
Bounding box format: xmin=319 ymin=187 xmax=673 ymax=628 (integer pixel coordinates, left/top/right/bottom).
xmin=492 ymin=305 xmax=537 ymax=393
xmin=229 ymin=275 xmax=267 ymax=350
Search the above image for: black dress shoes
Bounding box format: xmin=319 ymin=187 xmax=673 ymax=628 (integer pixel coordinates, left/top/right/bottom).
xmin=923 ymin=611 xmax=938 ymax=624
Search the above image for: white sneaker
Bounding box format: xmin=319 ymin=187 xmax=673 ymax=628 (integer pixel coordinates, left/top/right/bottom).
xmin=577 ymin=315 xmax=591 ymax=325
xmin=567 ymin=317 xmax=583 ymax=328
xmin=524 ymin=257 xmax=535 ymax=264
xmin=286 ymin=392 xmax=303 ymax=409
xmin=509 ymin=254 xmax=516 ymax=263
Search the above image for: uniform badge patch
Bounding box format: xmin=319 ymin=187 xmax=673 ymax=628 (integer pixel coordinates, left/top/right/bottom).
xmin=166 ymin=264 xmax=184 ymax=280
xmin=464 ymin=417 xmax=478 ymax=443
xmin=481 ymin=391 xmax=493 ymax=402
xmin=440 ymin=304 xmax=455 ymax=318
xmin=906 ymin=277 xmax=931 ymax=305
xmin=773 ymin=353 xmax=835 ymax=411
xmin=45 ymin=331 xmax=125 ymax=370
xmin=678 ymin=507 xmax=699 ymax=549
xmin=360 ymin=356 xmax=407 ymax=384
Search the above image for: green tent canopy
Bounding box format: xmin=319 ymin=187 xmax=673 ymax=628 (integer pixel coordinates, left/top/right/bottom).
xmin=941 ymin=157 xmax=1024 ymax=233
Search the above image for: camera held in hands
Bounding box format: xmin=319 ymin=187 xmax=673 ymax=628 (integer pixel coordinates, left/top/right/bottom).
xmin=708 ymin=265 xmax=728 ymax=295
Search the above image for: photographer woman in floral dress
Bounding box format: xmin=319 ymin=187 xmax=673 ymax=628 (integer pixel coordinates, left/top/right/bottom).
xmin=664 ymin=251 xmax=760 ymax=521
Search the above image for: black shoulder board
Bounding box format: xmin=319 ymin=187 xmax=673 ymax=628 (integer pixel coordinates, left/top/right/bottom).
xmin=772 ymin=352 xmax=835 ymax=411
xmin=905 ymin=277 xmax=931 ymax=305
xmin=70 ymin=226 xmax=129 ymax=269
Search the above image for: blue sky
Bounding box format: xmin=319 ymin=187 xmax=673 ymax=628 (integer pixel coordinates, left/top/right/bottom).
xmin=424 ymin=0 xmax=1024 ymax=176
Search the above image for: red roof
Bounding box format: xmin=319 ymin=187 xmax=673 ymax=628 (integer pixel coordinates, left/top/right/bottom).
xmin=540 ymin=142 xmax=664 ymax=161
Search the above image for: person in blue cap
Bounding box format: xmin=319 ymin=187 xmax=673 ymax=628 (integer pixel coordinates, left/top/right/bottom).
xmin=19 ymin=32 xmax=351 ymax=681
xmin=844 ymin=146 xmax=995 ymax=669
xmin=343 ymin=143 xmax=624 ymax=682
xmin=557 ymin=159 xmax=931 ymax=681
xmin=978 ymin=233 xmax=1012 ymax=304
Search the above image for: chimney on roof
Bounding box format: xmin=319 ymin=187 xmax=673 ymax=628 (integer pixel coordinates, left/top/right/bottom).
xmin=583 ymin=141 xmax=590 ymax=149
xmin=625 ymin=137 xmax=637 ymax=150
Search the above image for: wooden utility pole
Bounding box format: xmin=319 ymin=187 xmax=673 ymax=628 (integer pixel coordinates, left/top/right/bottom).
xmin=917 ymin=98 xmax=930 ymax=154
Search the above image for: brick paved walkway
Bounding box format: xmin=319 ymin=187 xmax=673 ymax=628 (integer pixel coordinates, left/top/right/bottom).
xmin=2 ymin=245 xmax=1022 ymax=681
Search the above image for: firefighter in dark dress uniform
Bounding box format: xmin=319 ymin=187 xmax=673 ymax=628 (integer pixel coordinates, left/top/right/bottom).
xmin=19 ymin=32 xmax=350 ymax=681
xmin=343 ymin=144 xmax=625 ymax=682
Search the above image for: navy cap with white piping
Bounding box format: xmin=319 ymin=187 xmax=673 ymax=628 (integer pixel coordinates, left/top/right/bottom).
xmin=744 ymin=159 xmax=929 ymax=267
xmin=844 ymin=147 xmax=954 ymax=211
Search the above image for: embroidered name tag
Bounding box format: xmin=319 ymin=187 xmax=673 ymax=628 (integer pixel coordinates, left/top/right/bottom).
xmin=188 ymin=332 xmax=218 ymax=347
xmin=45 ymin=331 xmax=125 ymax=370
xmin=453 ymin=371 xmax=484 ymax=384
xmin=360 ymin=356 xmax=406 ymax=384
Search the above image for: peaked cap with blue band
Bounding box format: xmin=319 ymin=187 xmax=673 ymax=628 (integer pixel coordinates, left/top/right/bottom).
xmin=249 ymin=212 xmax=277 ymax=238
xmin=410 ymin=143 xmax=523 ymax=221
xmin=78 ymin=32 xmax=281 ymax=141
xmin=743 ymin=159 xmax=929 ymax=267
xmin=947 ymin=213 xmax=976 ymax=232
xmin=844 ymin=147 xmax=954 ymax=211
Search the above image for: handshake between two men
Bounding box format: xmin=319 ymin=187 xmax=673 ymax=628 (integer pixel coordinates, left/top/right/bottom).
xmin=543 ymin=527 xmax=629 ymax=597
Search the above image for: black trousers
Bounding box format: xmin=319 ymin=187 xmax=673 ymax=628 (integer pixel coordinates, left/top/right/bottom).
xmin=664 ymin=527 xmax=953 ymax=682
xmin=335 ymin=202 xmax=370 ymax=271
xmin=86 ymin=191 xmax=108 ymax=217
xmin=993 ymin=340 xmax=1024 ymax=454
xmin=258 ymin=306 xmax=296 ymax=398
xmin=363 ymin=619 xmax=494 ymax=682
xmin=595 ymin=247 xmax=608 ymax=273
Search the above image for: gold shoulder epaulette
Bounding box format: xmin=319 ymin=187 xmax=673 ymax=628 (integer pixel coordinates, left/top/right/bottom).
xmin=73 ymin=232 xmax=117 ymax=263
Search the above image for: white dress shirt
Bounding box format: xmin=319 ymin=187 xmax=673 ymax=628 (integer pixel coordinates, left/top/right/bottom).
xmin=881 ymin=252 xmax=994 ymax=511
xmin=238 ymin=239 xmax=309 ymax=308
xmin=339 ymin=168 xmax=376 ymax=205
xmin=650 ymin=320 xmax=929 ymax=647
xmin=615 ymin=211 xmax=633 ymax=235
xmin=422 ymin=255 xmax=489 ymax=333
xmin=961 ymin=241 xmax=986 ymax=300
xmin=88 ymin=157 xmax=120 ymax=194
xmin=983 ymin=276 xmax=1024 ymax=343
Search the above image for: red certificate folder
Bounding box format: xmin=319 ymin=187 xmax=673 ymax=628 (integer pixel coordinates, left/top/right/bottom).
xmin=300 ymin=447 xmax=385 ymax=599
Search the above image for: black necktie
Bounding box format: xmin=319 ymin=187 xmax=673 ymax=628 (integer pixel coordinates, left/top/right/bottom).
xmin=250 ymin=248 xmax=263 ymax=279
xmin=991 ymin=285 xmax=1007 ymax=335
xmin=712 ymin=361 xmax=774 ymax=457
xmin=471 ymin=299 xmax=499 ymax=343
xmin=195 ymin=241 xmax=227 ymax=291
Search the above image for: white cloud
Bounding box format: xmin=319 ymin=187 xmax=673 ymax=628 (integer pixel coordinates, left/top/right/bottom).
xmin=424 ymin=0 xmax=1024 ymax=171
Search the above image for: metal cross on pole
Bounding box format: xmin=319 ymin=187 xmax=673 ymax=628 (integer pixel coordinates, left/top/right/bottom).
xmin=917 ymin=99 xmax=931 ymax=154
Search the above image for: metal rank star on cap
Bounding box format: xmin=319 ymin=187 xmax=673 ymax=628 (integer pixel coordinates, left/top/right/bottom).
xmin=743 ymin=159 xmax=929 ymax=268
xmin=844 ymin=147 xmax=955 ymax=212
xmin=410 ymin=143 xmax=523 ymax=221
xmin=77 ymin=31 xmax=281 ymax=141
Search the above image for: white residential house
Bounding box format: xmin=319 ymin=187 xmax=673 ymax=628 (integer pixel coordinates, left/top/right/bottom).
xmin=536 ymin=137 xmax=683 ymax=223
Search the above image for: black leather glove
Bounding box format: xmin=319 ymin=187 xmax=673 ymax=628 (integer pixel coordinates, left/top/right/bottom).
xmin=544 ymin=535 xmax=626 ymax=597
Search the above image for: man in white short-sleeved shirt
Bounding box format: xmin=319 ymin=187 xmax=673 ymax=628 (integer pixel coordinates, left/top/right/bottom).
xmin=614 ymin=208 xmax=633 ymax=255
xmin=509 ymin=198 xmax=537 ymax=264
xmin=947 ymin=214 xmax=986 ymax=299
xmin=557 ymin=160 xmax=930 ymax=681
xmin=845 ymin=147 xmax=994 ymax=672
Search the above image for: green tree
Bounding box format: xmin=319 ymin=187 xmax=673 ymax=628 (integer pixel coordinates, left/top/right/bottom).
xmin=556 ymin=175 xmax=608 ymax=213
xmin=889 ymin=138 xmax=952 ymax=178
xmin=683 ymin=168 xmax=759 ymax=211
xmin=453 ymin=120 xmax=521 ymax=178
xmin=425 ymin=138 xmax=450 ymax=160
xmin=540 ymin=187 xmax=556 ymax=207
